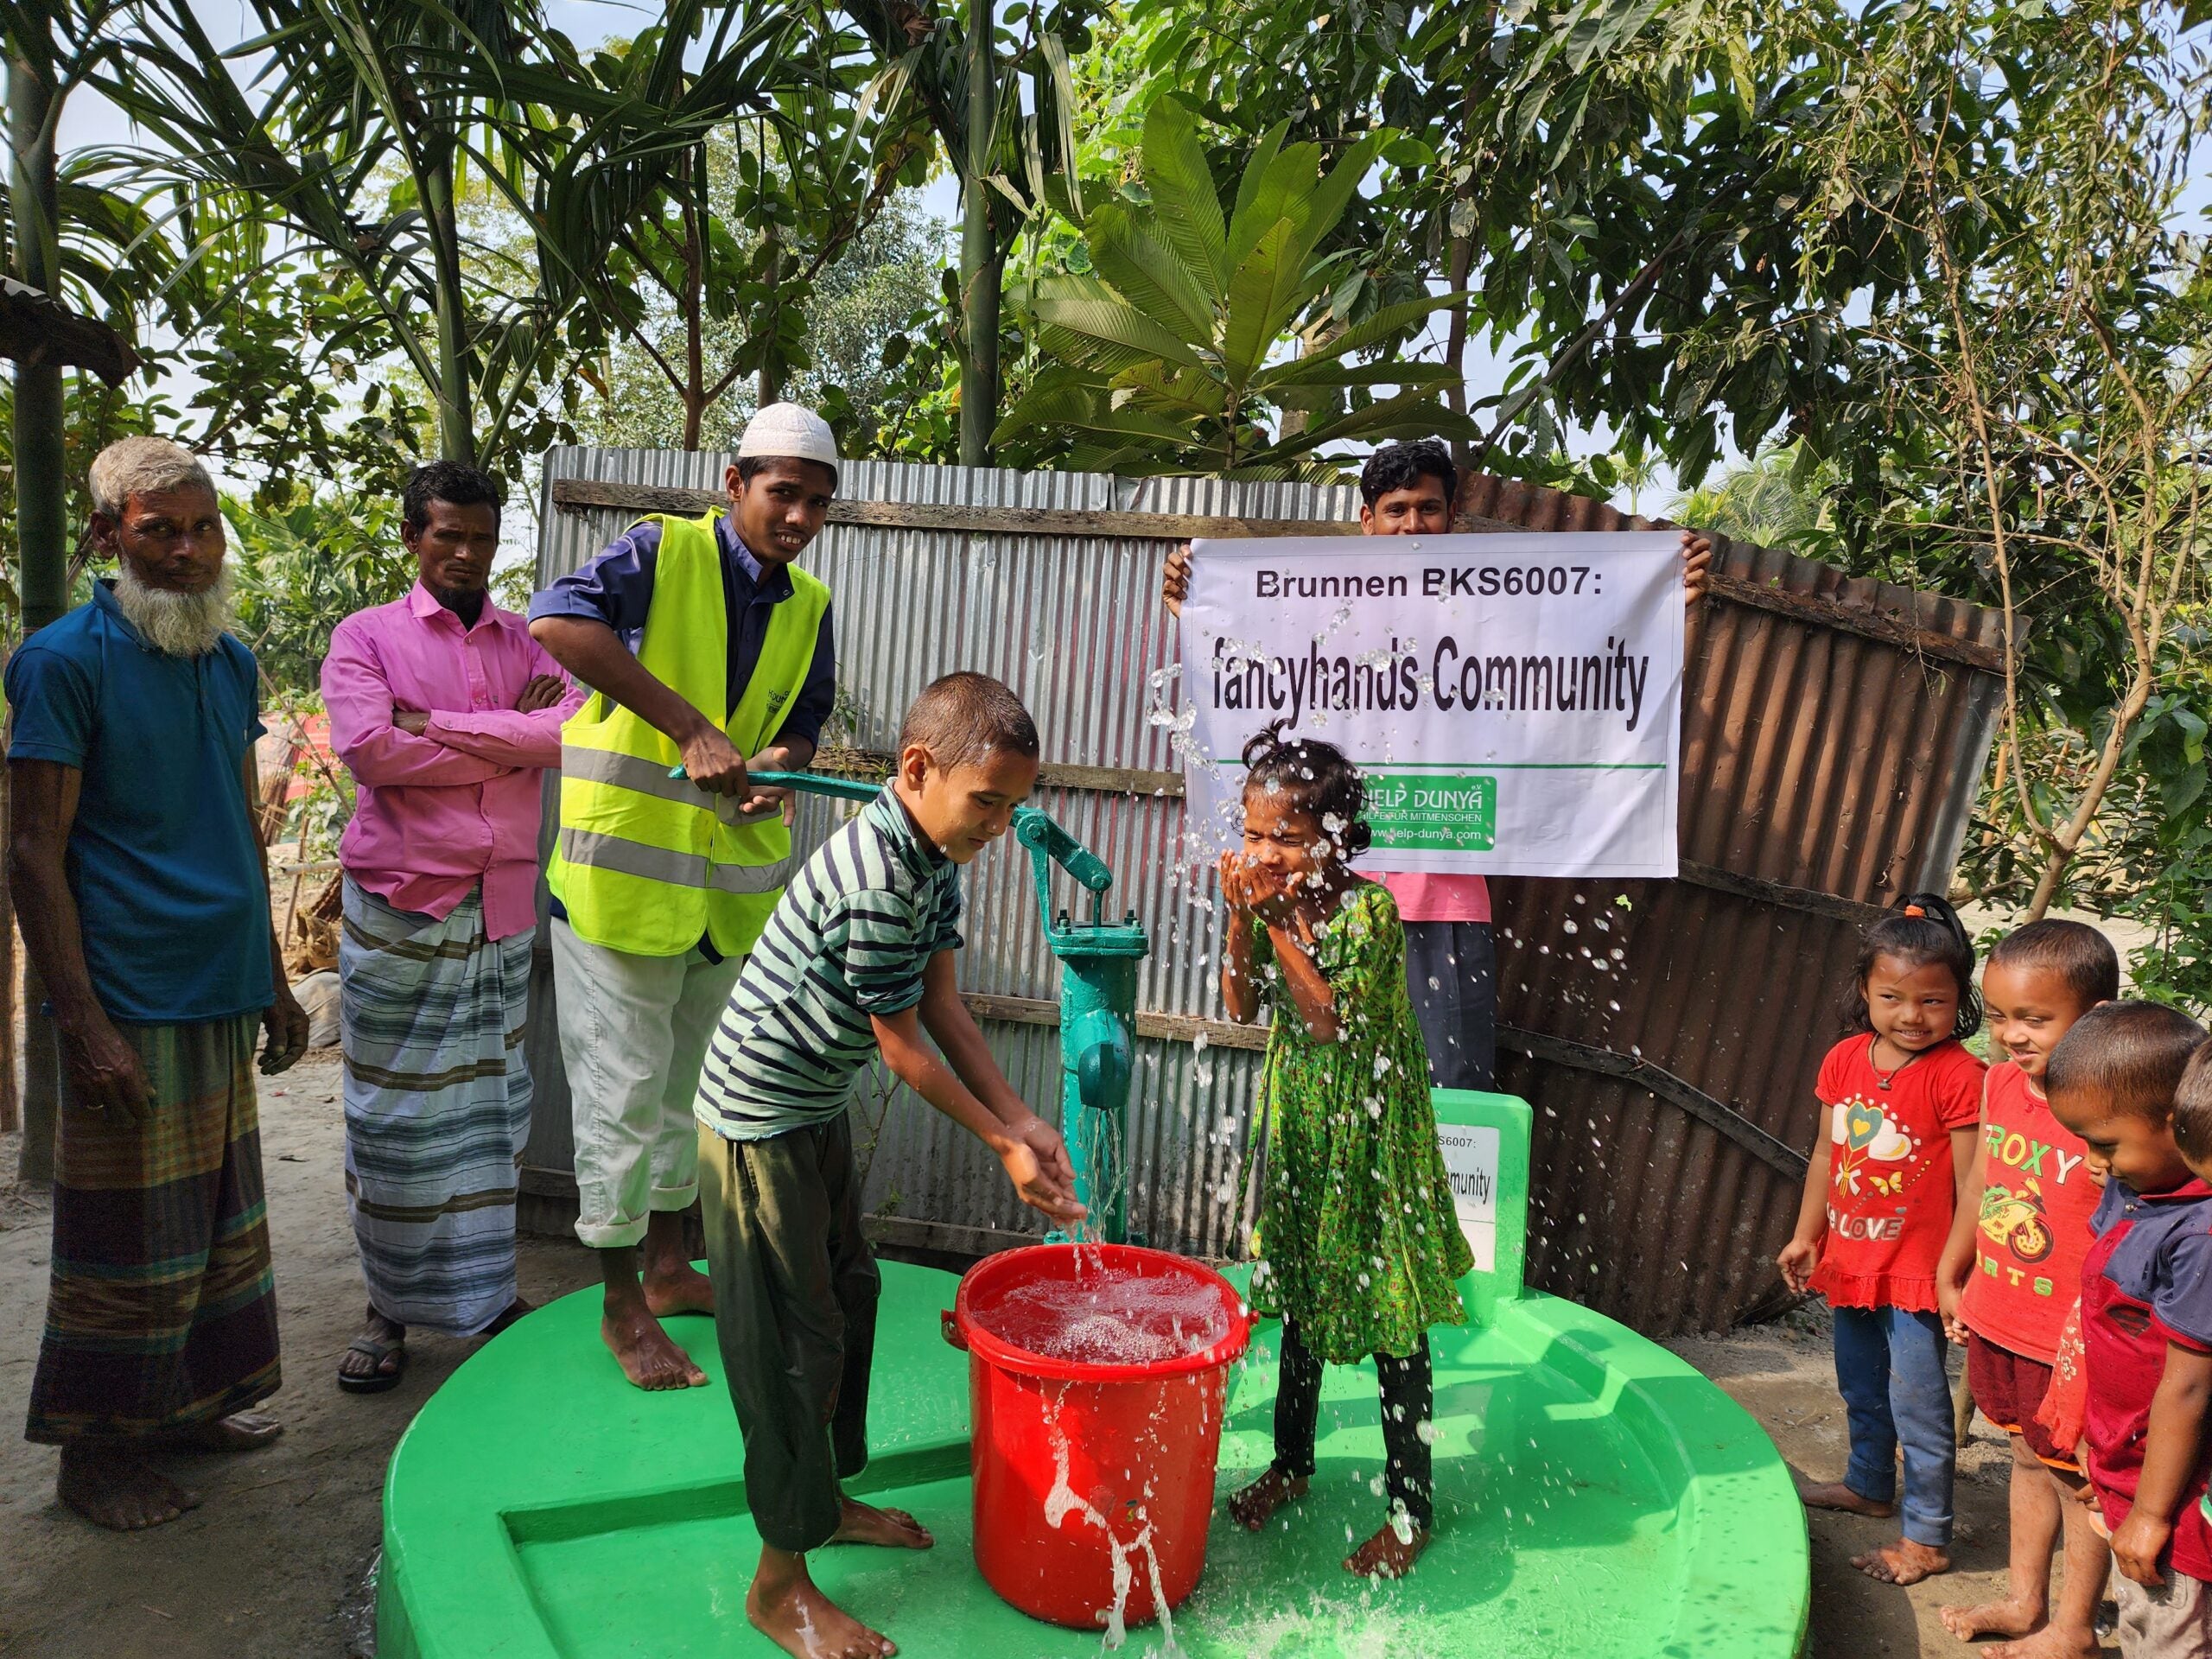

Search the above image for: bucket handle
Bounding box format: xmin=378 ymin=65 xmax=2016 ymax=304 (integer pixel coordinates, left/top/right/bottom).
xmin=940 ymin=1309 xmax=967 ymax=1351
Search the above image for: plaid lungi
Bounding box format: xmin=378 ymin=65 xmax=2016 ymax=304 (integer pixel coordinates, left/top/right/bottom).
xmin=340 ymin=878 xmax=533 ymax=1338
xmin=26 ymin=1014 xmax=282 ymax=1444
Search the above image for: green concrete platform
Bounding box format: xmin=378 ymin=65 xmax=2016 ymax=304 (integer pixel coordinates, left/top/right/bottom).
xmin=378 ymin=1096 xmax=1808 ymax=1657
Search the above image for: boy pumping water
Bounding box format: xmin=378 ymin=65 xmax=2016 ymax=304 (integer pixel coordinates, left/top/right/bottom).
xmin=691 ymin=672 xmax=1085 ymax=1659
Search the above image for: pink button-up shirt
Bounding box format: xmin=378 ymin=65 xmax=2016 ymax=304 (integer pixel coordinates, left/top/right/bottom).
xmin=321 ymin=583 xmax=585 ymax=939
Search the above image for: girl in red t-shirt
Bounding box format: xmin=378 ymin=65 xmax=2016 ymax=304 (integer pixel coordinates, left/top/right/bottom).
xmin=1779 ymin=894 xmax=1987 ymax=1588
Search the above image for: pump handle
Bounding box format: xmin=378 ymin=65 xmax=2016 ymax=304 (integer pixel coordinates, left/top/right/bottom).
xmin=1014 ymin=811 xmax=1112 ymax=894
xmin=713 ymin=767 xmax=1118 ymax=915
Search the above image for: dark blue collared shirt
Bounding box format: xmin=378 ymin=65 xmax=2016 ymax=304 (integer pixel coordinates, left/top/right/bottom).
xmin=528 ymin=513 xmax=836 ymax=745
xmin=2091 ymin=1175 xmax=2212 ymax=1348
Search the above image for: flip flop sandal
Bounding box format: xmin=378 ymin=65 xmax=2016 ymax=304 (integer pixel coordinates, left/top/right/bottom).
xmin=337 ymin=1332 xmax=406 ymax=1395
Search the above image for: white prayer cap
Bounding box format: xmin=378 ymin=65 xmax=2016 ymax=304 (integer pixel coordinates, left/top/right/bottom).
xmin=736 ymin=402 xmax=839 ymax=469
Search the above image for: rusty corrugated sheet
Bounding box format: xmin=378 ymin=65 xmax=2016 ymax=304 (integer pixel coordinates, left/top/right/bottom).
xmin=1460 ymin=474 xmax=2005 ymax=1334
xmin=518 ymin=451 xmax=2004 ymax=1335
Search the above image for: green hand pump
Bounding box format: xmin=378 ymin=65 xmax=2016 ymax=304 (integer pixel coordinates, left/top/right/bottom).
xmin=741 ymin=770 xmax=1148 ymax=1242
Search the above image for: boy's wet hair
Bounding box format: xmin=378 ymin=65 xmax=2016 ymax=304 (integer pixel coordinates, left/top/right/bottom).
xmin=1835 ymin=892 xmax=1983 ymax=1042
xmin=1359 ymin=440 xmax=1456 ymax=509
xmin=1240 ymin=718 xmax=1373 ymax=858
xmin=2045 ymin=1000 xmax=2208 ymax=1124
xmin=1987 ymin=918 xmax=2120 ymax=1009
xmin=2174 ymin=1046 xmax=2212 ymax=1163
xmin=899 ymin=671 xmax=1039 ymax=774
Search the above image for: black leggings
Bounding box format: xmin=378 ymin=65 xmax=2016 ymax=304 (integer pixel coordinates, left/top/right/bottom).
xmin=1271 ymin=1321 xmax=1435 ymax=1529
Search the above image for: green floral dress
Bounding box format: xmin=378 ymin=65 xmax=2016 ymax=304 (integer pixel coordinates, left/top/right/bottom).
xmin=1245 ymin=880 xmax=1471 ymax=1363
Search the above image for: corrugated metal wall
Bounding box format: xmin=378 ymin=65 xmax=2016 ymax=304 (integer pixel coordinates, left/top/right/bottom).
xmin=1460 ymin=476 xmax=2006 ymax=1333
xmin=525 ymin=451 xmax=1359 ymax=1258
xmin=521 ymin=451 xmax=2005 ymax=1335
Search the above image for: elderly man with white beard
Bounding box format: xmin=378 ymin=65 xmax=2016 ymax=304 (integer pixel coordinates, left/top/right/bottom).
xmin=5 ymin=435 xmax=310 ymax=1530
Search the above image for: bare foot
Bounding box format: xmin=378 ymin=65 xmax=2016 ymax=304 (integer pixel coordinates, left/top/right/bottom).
xmin=1853 ymin=1537 xmax=1950 ymax=1584
xmin=156 ymin=1411 xmax=283 ymax=1453
xmin=1344 ymin=1519 xmax=1431 ymax=1579
xmin=1228 ymin=1467 xmax=1310 ymax=1531
xmin=642 ymin=1260 xmax=715 ymax=1319
xmin=1985 ymin=1625 xmax=2102 ymax=1659
xmin=748 ymin=1557 xmax=895 ymax=1658
xmin=1797 ymin=1479 xmax=1896 ymax=1519
xmin=830 ymin=1497 xmax=933 ymax=1549
xmin=1938 ymin=1595 xmax=2043 ymax=1642
xmin=601 ymin=1306 xmax=707 ymax=1390
xmin=338 ymin=1307 xmax=406 ymax=1389
xmin=57 ymin=1446 xmax=203 ymax=1531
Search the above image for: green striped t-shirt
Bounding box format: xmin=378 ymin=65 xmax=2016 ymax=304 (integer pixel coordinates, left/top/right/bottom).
xmin=695 ymin=786 xmax=963 ymax=1140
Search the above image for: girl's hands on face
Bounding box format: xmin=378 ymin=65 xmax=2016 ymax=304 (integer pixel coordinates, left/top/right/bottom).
xmin=1218 ymin=851 xmax=1256 ymax=915
xmin=1247 ymin=867 xmax=1300 ymax=925
xmin=1220 ymin=853 xmax=1297 ymax=923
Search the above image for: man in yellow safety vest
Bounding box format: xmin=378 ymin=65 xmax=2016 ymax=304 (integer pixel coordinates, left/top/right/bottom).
xmin=529 ymin=403 xmax=839 ymax=1390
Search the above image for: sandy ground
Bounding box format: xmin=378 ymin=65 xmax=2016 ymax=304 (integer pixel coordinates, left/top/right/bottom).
xmin=0 ymin=1052 xmax=2113 ymax=1657
xmin=0 ymin=1052 xmax=601 ymax=1659
xmin=1669 ymin=1316 xmax=2118 ymax=1658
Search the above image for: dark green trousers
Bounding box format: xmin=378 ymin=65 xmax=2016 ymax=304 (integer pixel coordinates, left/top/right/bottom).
xmin=697 ymin=1116 xmax=880 ymax=1553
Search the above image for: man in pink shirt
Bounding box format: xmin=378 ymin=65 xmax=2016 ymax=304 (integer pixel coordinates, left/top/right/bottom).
xmin=1164 ymin=440 xmax=1709 ymax=1089
xmin=320 ymin=462 xmax=583 ymax=1393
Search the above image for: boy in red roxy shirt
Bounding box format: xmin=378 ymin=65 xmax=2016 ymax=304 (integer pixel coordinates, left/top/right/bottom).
xmin=2044 ymin=1001 xmax=2212 ymax=1656
xmin=1937 ymin=920 xmax=2118 ymax=1658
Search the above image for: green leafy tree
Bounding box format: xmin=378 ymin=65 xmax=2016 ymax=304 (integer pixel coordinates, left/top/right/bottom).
xmin=105 ymin=0 xmax=761 ymax=472
xmin=523 ymin=5 xmax=868 ymax=449
xmin=225 ymin=488 xmax=415 ymax=695
xmin=1668 ymin=442 xmax=1837 ymax=558
xmin=841 ymin=0 xmax=1092 ymax=463
xmin=1786 ymin=0 xmax=2210 ymax=963
xmin=995 ymin=99 xmax=1474 ymax=477
xmin=583 ymin=186 xmax=949 ymax=453
xmin=1084 ymin=0 xmax=1847 ymax=486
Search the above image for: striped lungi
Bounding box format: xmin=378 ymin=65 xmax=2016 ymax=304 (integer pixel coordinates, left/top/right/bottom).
xmin=26 ymin=1014 xmax=282 ymax=1444
xmin=340 ymin=878 xmax=533 ymax=1338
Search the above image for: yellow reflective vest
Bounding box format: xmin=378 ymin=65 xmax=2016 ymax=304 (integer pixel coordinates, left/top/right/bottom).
xmin=546 ymin=509 xmax=830 ymax=958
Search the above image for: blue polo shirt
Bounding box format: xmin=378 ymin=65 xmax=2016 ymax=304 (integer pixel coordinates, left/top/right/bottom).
xmin=3 ymin=582 xmax=272 ymax=1024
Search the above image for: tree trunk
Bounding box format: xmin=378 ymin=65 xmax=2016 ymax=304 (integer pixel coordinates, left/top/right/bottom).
xmin=424 ymin=146 xmax=475 ymax=465
xmin=957 ymin=0 xmax=999 ymax=466
xmin=759 ymin=218 xmax=784 ymax=409
xmin=682 ymin=146 xmax=708 ymax=448
xmin=1442 ymin=39 xmax=1485 ymax=474
xmin=10 ymin=39 xmax=63 ymax=1180
xmin=2022 ymin=658 xmax=2158 ymax=920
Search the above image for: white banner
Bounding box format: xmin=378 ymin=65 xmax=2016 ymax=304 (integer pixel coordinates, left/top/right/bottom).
xmin=1178 ymin=533 xmax=1683 ymax=879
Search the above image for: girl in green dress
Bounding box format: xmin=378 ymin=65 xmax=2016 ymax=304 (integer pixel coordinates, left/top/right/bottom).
xmin=1219 ymin=721 xmax=1473 ymax=1580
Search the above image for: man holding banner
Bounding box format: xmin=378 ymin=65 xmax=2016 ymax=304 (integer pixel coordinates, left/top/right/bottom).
xmin=1161 ymin=438 xmax=1709 ymax=1091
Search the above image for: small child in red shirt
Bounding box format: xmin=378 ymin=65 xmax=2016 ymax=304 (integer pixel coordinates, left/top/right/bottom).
xmin=2045 ymin=1002 xmax=2212 ymax=1656
xmin=1779 ymin=894 xmax=1987 ymax=1586
xmin=1936 ymin=920 xmax=2117 ymax=1658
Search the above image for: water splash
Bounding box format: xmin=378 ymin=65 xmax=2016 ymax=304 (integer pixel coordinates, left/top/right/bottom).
xmin=982 ymin=1272 xmax=1230 ymax=1366
xmin=1041 ymin=1389 xmax=1186 ymax=1656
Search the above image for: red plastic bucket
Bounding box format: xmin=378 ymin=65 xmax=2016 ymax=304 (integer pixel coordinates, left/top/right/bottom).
xmin=944 ymin=1243 xmax=1251 ymax=1634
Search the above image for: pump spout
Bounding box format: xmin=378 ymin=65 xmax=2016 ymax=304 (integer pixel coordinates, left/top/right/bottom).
xmin=1068 ymin=1010 xmax=1132 ymax=1241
